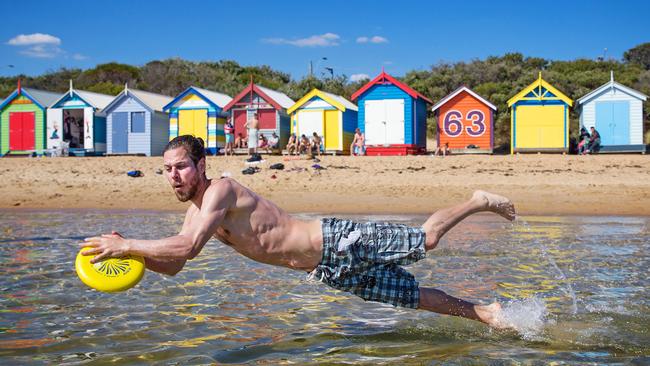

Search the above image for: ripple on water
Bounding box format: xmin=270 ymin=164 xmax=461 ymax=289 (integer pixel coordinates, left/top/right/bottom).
xmin=0 ymin=211 xmax=648 ymax=364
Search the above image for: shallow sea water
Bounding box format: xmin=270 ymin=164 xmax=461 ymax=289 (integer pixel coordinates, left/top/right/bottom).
xmin=0 ymin=211 xmax=648 ymax=365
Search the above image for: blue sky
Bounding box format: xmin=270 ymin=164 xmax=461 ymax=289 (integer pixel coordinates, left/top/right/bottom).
xmin=1 ymin=0 xmax=648 ymax=80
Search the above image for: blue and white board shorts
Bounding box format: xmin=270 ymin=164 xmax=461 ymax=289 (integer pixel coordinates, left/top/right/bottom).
xmin=310 ymin=218 xmax=427 ymax=308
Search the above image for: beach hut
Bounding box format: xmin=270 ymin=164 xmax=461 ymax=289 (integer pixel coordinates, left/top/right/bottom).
xmin=507 ymin=72 xmax=573 ymax=154
xmin=431 ymin=86 xmax=497 ymax=153
xmin=351 ymin=70 xmax=432 ymax=155
xmin=47 ymin=81 xmax=114 ymax=156
xmin=102 ymin=85 xmax=173 ymax=156
xmin=222 ymin=81 xmax=294 ymax=149
xmin=0 ymin=81 xmax=60 ymax=156
xmin=577 ymin=72 xmax=647 ymax=153
xmin=287 ymin=88 xmax=357 ymax=154
xmin=163 ymin=86 xmax=232 ymax=155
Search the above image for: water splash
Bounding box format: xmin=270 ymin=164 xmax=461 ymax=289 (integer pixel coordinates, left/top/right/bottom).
xmin=497 ymin=296 xmax=552 ymax=339
xmin=517 ymin=218 xmax=578 ymax=314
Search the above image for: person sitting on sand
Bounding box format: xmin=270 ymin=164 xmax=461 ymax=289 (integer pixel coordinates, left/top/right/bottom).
xmin=234 ymin=133 xmax=247 ymax=149
xmin=434 ymin=142 xmax=451 ymax=157
xmin=577 ymin=127 xmax=590 ymax=155
xmin=286 ymin=133 xmax=298 ymax=155
xmin=310 ymin=132 xmax=322 ymax=157
xmin=258 ymin=135 xmax=271 ymax=154
xmin=350 ymin=128 xmax=365 ymax=156
xmin=587 ymin=126 xmax=601 ymax=154
xmin=268 ymin=132 xmax=279 ymax=151
xmin=81 ymin=134 xmax=516 ymax=329
xmin=299 ymin=134 xmax=310 ymax=155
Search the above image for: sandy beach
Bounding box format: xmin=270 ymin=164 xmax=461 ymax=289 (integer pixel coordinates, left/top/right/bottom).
xmin=1 ymin=153 xmax=648 ymax=216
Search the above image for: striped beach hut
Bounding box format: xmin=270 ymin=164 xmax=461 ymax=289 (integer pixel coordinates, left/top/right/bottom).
xmin=102 ymin=85 xmax=173 ymax=156
xmin=47 ymin=81 xmax=114 ymax=156
xmin=0 ymin=81 xmax=60 ymax=156
xmin=163 ymin=86 xmax=232 ymax=155
xmin=287 ymin=88 xmax=357 ymax=154
xmin=508 ymin=73 xmax=573 ymax=154
xmin=431 ymin=86 xmax=497 ymax=153
xmin=222 ymin=81 xmax=294 ymax=148
xmin=351 ymin=71 xmax=432 ymax=155
xmin=577 ymin=72 xmax=647 ymax=153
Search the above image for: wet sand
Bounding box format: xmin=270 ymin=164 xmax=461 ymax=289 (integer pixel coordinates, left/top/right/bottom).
xmin=1 ymin=154 xmax=648 ymax=215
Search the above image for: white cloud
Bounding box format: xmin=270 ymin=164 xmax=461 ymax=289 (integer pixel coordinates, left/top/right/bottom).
xmin=72 ymin=53 xmax=88 ymax=60
xmin=19 ymin=44 xmax=63 ymax=58
xmin=370 ymin=36 xmax=388 ymax=44
xmin=350 ymin=73 xmax=370 ymax=82
xmin=357 ymin=35 xmax=389 ymax=44
xmin=7 ymin=33 xmax=61 ymax=46
xmin=262 ymin=33 xmax=340 ymax=47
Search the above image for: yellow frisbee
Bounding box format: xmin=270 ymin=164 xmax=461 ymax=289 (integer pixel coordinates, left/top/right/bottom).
xmin=75 ymin=247 xmax=145 ymax=292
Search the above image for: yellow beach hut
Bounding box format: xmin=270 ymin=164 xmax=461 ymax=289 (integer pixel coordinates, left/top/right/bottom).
xmin=287 ymin=89 xmax=358 ymax=154
xmin=163 ymin=86 xmax=232 ymax=154
xmin=508 ymin=73 xmax=573 ymax=154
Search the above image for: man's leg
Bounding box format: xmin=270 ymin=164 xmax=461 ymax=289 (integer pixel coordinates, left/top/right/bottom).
xmin=422 ymin=190 xmax=515 ymax=250
xmin=418 ymin=287 xmax=504 ymax=328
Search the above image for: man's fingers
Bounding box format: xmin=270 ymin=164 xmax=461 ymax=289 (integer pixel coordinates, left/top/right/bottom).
xmin=90 ymin=251 xmax=110 ymax=264
xmin=79 ymin=241 xmax=99 ymax=248
xmin=81 ymin=247 xmax=102 ymax=256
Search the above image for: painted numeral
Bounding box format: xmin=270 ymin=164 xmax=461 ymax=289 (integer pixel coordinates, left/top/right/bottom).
xmin=442 ymin=110 xmax=486 ymax=138
xmin=443 ymin=110 xmax=463 ymax=137
xmin=465 ymin=110 xmax=485 ymax=137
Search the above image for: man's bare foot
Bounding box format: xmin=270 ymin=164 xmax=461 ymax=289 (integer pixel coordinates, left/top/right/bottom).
xmin=474 ymin=302 xmax=510 ymax=329
xmin=473 ymin=190 xmax=516 ymax=221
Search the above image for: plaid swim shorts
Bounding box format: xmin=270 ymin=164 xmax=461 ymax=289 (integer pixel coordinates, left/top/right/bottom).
xmin=309 ymin=218 xmax=427 ymax=309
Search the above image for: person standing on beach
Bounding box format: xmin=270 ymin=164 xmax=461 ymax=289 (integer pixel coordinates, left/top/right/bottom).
xmin=81 ymin=135 xmax=515 ymax=329
xmin=244 ymin=112 xmax=259 ymax=158
xmin=350 ymin=128 xmax=365 ymax=156
xmin=224 ymin=120 xmax=235 ymax=156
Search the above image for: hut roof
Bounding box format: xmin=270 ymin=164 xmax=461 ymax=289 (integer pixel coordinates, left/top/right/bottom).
xmin=163 ymin=86 xmax=232 ymax=111
xmin=507 ymin=72 xmax=573 ymax=107
xmin=577 ymin=72 xmax=647 ymax=105
xmin=431 ymin=86 xmax=497 ymax=112
xmin=50 ymin=86 xmax=115 ymax=110
xmin=351 ymin=71 xmax=433 ymax=104
xmin=102 ymin=86 xmax=173 ymax=114
xmin=287 ymin=88 xmax=357 ymax=114
xmin=0 ymin=87 xmax=61 ymax=110
xmin=223 ymin=83 xmax=295 ymax=112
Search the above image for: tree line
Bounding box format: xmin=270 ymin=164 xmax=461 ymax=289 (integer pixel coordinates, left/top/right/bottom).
xmin=2 ymin=43 xmax=649 ymax=147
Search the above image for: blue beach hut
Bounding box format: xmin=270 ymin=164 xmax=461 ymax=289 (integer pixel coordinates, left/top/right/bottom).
xmin=102 ymin=85 xmax=173 ymax=156
xmin=577 ymin=72 xmax=647 ymax=153
xmin=351 ymin=70 xmax=433 ymax=155
xmin=47 ymin=81 xmax=114 ymax=156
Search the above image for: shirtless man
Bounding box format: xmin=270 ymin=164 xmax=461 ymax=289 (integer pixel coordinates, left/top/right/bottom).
xmin=81 ymin=135 xmax=515 ymax=328
xmin=350 ymin=128 xmax=365 ymax=156
xmin=244 ymin=112 xmax=259 ymax=156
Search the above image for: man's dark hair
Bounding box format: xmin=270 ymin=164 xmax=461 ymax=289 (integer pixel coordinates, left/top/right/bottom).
xmin=164 ymin=135 xmax=205 ymax=166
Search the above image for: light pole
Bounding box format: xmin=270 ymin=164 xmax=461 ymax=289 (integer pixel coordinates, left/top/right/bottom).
xmin=309 ymin=57 xmax=327 ymax=77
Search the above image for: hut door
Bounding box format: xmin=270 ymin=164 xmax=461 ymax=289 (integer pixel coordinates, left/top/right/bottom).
xmin=365 ymin=100 xmax=404 ymax=145
xmin=9 ymin=112 xmax=35 ymax=151
xmin=324 ymin=110 xmax=340 ymax=150
xmin=112 ymin=112 xmax=129 ymax=153
xmin=297 ymin=110 xmax=323 ymax=139
xmin=47 ymin=108 xmax=62 ymax=150
xmin=596 ymin=101 xmax=629 ymax=145
xmin=84 ymin=108 xmax=94 ymax=150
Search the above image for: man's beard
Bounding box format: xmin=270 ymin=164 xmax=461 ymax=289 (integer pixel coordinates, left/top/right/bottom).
xmin=174 ymin=175 xmax=200 ymax=202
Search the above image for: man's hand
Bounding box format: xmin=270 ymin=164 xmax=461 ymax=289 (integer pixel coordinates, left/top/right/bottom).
xmin=80 ymin=231 xmax=130 ymax=264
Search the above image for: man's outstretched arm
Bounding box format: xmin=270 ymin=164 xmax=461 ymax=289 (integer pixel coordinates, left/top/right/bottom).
xmin=80 ymin=179 xmax=236 ymax=264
